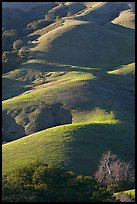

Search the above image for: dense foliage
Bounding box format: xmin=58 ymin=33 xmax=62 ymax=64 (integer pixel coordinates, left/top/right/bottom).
xmin=2 ymin=29 xmax=19 ymax=51
xmin=2 ymin=163 xmax=116 ymax=202
xmin=2 ymin=47 xmax=30 ymax=74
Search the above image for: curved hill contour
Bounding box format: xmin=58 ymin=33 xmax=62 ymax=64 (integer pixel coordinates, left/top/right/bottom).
xmin=31 ymin=18 xmax=134 ymax=68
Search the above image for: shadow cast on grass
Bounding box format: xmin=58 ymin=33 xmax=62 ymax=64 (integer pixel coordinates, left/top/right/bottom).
xmin=65 ymin=123 xmax=135 ymax=175
xmin=2 ymin=110 xmax=25 ymax=142
xmin=2 ymin=78 xmax=30 ymax=100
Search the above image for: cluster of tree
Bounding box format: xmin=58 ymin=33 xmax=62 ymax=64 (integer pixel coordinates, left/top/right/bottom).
xmin=2 ymin=26 xmax=30 ymax=73
xmin=2 ymin=6 xmax=65 ymax=74
xmin=2 ymin=11 xmax=56 ymax=74
xmin=2 ymin=151 xmax=135 ymax=202
xmin=2 ymin=46 xmax=30 ymax=73
xmin=2 ymin=29 xmax=19 ymax=51
xmin=26 ymin=18 xmax=53 ymax=34
xmin=2 ymin=162 xmax=116 ymax=202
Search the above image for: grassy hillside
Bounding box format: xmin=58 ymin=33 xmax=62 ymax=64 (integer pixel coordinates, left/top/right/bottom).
xmin=112 ymin=9 xmax=135 ymax=29
xmin=76 ymin=2 xmax=130 ymax=24
xmin=2 ymin=120 xmax=135 ymax=176
xmin=115 ymin=189 xmax=135 ymax=197
xmin=2 ymin=2 xmax=135 ymax=184
xmin=2 ymin=62 xmax=134 ymax=142
xmin=30 ymin=18 xmax=134 ymax=68
xmin=107 ymin=63 xmax=135 ymax=75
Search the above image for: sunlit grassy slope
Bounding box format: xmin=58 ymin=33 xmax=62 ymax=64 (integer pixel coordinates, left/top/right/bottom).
xmin=2 ymin=119 xmax=134 ymax=176
xmin=107 ymin=63 xmax=135 ymax=75
xmin=114 ymin=189 xmax=135 ymax=199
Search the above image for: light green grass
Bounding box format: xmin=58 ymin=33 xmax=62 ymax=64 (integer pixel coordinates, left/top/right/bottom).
xmin=72 ymin=108 xmax=119 ymax=124
xmin=2 ymin=72 xmax=94 ymax=110
xmin=2 ymin=62 xmax=134 ymax=144
xmin=122 ymin=189 xmax=135 ymax=198
xmin=2 ymin=121 xmax=134 ymax=176
xmin=2 ymin=60 xmax=98 ymax=101
xmin=114 ymin=189 xmax=135 ymax=199
xmin=2 ymin=60 xmax=99 ymax=111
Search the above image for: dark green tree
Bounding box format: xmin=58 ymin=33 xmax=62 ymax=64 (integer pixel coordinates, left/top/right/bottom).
xmin=2 ymin=29 xmax=19 ymax=51
xmin=2 ymin=50 xmax=21 ymax=73
xmin=2 ymin=163 xmax=117 ymax=202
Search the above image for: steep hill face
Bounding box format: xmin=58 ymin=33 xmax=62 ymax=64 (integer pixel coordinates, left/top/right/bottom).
xmin=2 ymin=2 xmax=135 ymax=176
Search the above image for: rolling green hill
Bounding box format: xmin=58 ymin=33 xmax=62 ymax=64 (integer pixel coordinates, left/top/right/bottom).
xmin=2 ymin=62 xmax=134 ymax=141
xmin=2 ymin=121 xmax=134 ymax=176
xmin=2 ymin=2 xmax=135 ymax=182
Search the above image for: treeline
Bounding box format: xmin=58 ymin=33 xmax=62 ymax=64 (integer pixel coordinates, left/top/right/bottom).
xmin=2 ymin=163 xmax=116 ymax=202
xmin=2 ymin=151 xmax=135 ymax=202
xmin=26 ymin=18 xmax=53 ymax=34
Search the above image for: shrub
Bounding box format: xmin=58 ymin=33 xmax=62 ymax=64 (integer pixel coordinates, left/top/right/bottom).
xmin=2 ymin=162 xmax=116 ymax=202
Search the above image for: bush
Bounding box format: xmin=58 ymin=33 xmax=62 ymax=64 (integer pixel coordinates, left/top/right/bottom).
xmin=2 ymin=162 xmax=116 ymax=202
